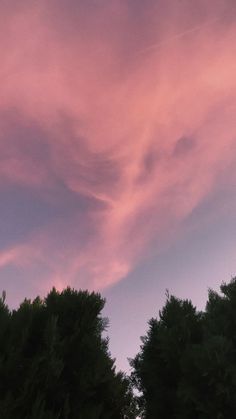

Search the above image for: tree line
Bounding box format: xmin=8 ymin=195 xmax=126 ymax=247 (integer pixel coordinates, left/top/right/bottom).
xmin=1 ymin=277 xmax=236 ymax=418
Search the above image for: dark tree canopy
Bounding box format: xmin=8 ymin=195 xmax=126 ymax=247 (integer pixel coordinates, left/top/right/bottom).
xmin=131 ymin=278 xmax=236 ymax=419
xmin=2 ymin=277 xmax=236 ymax=418
xmin=0 ymin=288 xmax=136 ymax=419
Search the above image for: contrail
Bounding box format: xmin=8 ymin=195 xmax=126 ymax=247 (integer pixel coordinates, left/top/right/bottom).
xmin=138 ymin=18 xmax=219 ymax=55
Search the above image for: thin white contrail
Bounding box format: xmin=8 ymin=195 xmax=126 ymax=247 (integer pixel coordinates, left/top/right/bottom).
xmin=138 ymin=18 xmax=219 ymax=54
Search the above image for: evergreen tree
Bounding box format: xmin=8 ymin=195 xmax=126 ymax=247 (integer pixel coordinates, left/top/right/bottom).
xmin=131 ymin=293 xmax=202 ymax=418
xmin=131 ymin=278 xmax=236 ymax=418
xmin=0 ymin=288 xmax=136 ymax=419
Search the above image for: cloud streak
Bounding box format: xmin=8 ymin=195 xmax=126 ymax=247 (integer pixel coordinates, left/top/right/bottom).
xmin=0 ymin=0 xmax=236 ymax=293
xmin=138 ymin=17 xmax=220 ymax=54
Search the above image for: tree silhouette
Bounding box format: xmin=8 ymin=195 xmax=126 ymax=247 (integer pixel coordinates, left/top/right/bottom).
xmin=130 ymin=294 xmax=202 ymax=418
xmin=131 ymin=277 xmax=236 ymax=418
xmin=0 ymin=288 xmax=136 ymax=419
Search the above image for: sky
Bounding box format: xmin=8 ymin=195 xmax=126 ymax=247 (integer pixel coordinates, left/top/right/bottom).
xmin=0 ymin=0 xmax=236 ymax=372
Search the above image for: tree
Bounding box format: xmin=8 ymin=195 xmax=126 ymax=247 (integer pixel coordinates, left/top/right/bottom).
xmin=0 ymin=288 xmax=136 ymax=419
xmin=130 ymin=293 xmax=203 ymax=418
xmin=131 ymin=278 xmax=236 ymax=418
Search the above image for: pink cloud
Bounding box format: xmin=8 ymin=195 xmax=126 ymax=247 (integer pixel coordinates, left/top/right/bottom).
xmin=0 ymin=1 xmax=236 ymax=292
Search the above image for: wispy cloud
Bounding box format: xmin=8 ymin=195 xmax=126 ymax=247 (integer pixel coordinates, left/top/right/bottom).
xmin=0 ymin=0 xmax=236 ymax=292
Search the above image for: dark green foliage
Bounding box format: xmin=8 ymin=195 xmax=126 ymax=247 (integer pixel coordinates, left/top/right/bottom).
xmin=131 ymin=278 xmax=236 ymax=418
xmin=0 ymin=288 xmax=136 ymax=419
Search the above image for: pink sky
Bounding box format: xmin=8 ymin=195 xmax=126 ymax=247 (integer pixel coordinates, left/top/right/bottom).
xmin=0 ymin=0 xmax=236 ymax=370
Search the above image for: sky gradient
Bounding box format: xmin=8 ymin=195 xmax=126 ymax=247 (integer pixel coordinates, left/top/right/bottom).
xmin=0 ymin=0 xmax=236 ymax=371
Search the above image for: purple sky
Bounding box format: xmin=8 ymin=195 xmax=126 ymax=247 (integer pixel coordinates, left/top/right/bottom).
xmin=0 ymin=0 xmax=236 ymax=371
